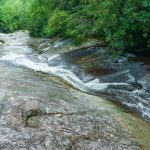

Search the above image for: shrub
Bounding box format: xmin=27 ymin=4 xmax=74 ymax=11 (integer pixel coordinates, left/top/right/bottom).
xmin=0 ymin=0 xmax=150 ymax=51
xmin=48 ymin=10 xmax=70 ymax=36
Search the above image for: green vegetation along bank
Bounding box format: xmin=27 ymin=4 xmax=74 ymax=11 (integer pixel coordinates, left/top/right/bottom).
xmin=0 ymin=0 xmax=150 ymax=51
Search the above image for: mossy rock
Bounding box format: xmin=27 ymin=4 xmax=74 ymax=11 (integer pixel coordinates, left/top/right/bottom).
xmin=27 ymin=116 xmax=41 ymax=128
xmin=0 ymin=40 xmax=4 ymax=44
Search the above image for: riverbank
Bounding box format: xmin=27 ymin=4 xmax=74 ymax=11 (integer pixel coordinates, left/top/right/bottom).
xmin=0 ymin=31 xmax=150 ymax=149
xmin=0 ymin=61 xmax=149 ymax=149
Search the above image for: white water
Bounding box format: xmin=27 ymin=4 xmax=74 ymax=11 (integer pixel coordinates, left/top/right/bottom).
xmin=0 ymin=31 xmax=150 ymax=120
xmin=1 ymin=51 xmax=131 ymax=93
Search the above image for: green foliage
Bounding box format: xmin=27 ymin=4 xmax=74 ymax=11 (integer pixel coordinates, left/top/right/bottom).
xmin=0 ymin=0 xmax=150 ymax=51
xmin=48 ymin=10 xmax=70 ymax=36
xmin=0 ymin=0 xmax=30 ymax=32
xmin=27 ymin=0 xmax=52 ymax=36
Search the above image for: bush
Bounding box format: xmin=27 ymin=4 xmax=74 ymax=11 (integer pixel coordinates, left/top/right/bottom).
xmin=0 ymin=0 xmax=149 ymax=51
xmin=48 ymin=10 xmax=70 ymax=36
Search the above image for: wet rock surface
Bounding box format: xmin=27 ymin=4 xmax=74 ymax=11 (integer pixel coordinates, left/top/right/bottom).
xmin=0 ymin=31 xmax=150 ymax=149
xmin=0 ymin=62 xmax=142 ymax=149
xmin=25 ymin=32 xmax=150 ymax=120
xmin=45 ymin=43 xmax=150 ymax=120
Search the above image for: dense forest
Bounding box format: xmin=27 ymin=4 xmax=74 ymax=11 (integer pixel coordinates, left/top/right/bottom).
xmin=0 ymin=0 xmax=150 ymax=50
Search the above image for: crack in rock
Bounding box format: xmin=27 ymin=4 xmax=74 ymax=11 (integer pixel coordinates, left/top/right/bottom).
xmin=22 ymin=109 xmax=86 ymax=127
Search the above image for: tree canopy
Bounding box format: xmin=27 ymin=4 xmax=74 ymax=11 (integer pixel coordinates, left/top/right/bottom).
xmin=0 ymin=0 xmax=150 ymax=50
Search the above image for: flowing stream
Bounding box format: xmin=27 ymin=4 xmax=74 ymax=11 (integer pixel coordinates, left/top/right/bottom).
xmin=0 ymin=31 xmax=150 ymax=149
xmin=0 ymin=31 xmax=150 ymax=121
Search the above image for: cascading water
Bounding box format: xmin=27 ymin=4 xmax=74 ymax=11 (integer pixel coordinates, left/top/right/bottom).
xmin=0 ymin=31 xmax=150 ymax=121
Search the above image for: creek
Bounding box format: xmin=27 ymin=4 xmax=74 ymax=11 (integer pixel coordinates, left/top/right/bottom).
xmin=0 ymin=31 xmax=150 ymax=121
xmin=0 ymin=31 xmax=149 ymax=149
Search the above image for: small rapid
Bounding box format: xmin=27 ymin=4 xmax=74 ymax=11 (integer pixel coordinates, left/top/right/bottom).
xmin=0 ymin=31 xmax=150 ymax=121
